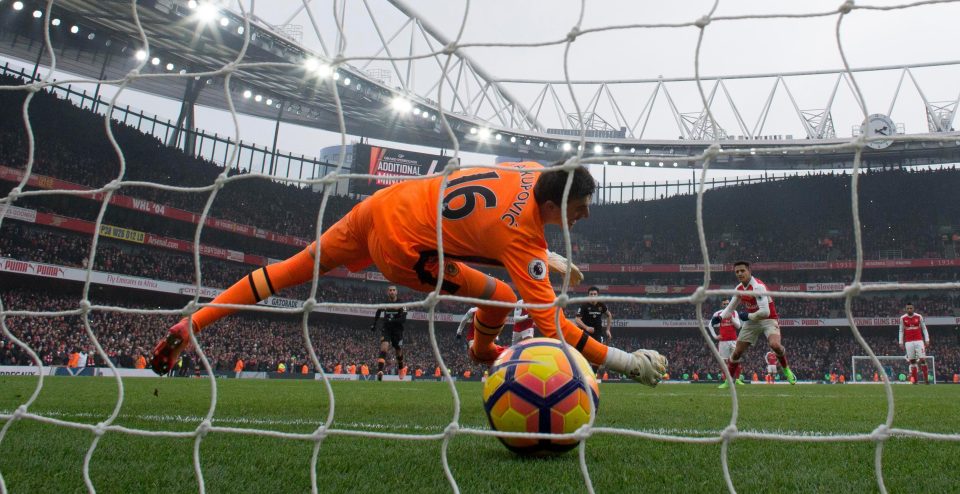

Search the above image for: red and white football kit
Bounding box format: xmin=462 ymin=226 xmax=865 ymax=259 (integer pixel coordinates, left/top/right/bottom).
xmin=512 ymin=300 xmax=535 ymax=344
xmin=899 ymin=313 xmax=929 ymax=359
xmin=721 ymin=277 xmax=779 ymax=345
xmin=899 ymin=312 xmax=930 ymax=383
xmin=709 ymin=309 xmax=741 ymax=359
xmin=766 ymin=351 xmax=779 ymax=375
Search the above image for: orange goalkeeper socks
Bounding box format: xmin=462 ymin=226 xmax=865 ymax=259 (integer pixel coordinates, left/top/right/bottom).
xmin=471 ymin=317 xmax=506 ymax=353
xmin=572 ymin=331 xmax=608 ymax=365
xmin=468 ymin=278 xmax=516 ymax=353
xmin=189 ymin=248 xmax=318 ymax=331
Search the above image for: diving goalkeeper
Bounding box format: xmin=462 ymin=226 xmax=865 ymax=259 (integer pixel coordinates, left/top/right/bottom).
xmin=151 ymin=161 xmax=667 ymax=386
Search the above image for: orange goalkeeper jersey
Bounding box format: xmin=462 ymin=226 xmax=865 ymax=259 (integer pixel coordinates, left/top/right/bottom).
xmin=367 ymin=161 xmax=575 ymax=339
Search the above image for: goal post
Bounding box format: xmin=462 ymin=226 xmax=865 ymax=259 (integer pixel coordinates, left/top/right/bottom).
xmin=851 ymin=355 xmax=936 ymax=384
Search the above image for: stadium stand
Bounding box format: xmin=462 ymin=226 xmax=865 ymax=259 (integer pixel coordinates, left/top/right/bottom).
xmin=2 ymin=71 xmax=959 ymax=381
xmin=3 ymin=289 xmax=958 ymax=381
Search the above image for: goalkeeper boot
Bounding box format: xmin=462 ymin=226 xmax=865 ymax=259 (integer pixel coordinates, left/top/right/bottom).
xmin=718 ymin=380 xmax=730 ymax=389
xmin=150 ymin=319 xmax=191 ymax=376
xmin=782 ymin=367 xmax=797 ymax=385
xmin=735 ymin=377 xmax=746 ymax=386
xmin=467 ymin=341 xmax=506 ymax=366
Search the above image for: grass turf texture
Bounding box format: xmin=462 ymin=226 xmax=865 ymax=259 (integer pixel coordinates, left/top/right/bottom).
xmin=1 ymin=377 xmax=958 ymax=493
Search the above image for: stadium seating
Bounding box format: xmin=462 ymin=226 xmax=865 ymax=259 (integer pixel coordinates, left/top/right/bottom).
xmin=3 ymin=71 xmax=959 ymax=381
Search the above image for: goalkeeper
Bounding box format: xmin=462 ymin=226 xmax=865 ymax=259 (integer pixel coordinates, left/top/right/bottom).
xmin=151 ymin=161 xmax=666 ymax=386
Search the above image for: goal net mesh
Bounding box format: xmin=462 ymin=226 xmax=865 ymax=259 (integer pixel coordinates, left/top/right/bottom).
xmin=1 ymin=1 xmax=960 ymax=493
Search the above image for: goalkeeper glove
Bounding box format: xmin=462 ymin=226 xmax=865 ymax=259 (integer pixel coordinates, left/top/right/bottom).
xmin=604 ymin=347 xmax=667 ymax=388
xmin=546 ymin=250 xmax=584 ymax=286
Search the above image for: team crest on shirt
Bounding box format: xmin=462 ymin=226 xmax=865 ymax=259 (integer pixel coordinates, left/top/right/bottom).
xmin=444 ymin=263 xmax=460 ymax=277
xmin=527 ymin=259 xmax=547 ymax=280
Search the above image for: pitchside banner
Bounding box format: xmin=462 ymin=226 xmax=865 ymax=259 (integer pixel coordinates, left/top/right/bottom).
xmin=351 ymin=143 xmax=451 ymax=196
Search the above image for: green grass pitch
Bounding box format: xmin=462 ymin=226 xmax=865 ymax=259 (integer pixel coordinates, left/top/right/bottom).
xmin=1 ymin=377 xmax=958 ymax=493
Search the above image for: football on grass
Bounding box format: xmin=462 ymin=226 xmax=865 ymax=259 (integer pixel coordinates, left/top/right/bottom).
xmin=482 ymin=337 xmax=599 ymax=455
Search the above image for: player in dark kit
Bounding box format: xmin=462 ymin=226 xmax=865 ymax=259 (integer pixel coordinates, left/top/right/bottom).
xmin=575 ymin=286 xmax=613 ymax=373
xmin=371 ymin=285 xmax=407 ymax=381
xmin=575 ymin=286 xmax=612 ymax=344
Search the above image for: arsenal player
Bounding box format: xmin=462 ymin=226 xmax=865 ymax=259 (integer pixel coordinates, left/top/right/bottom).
xmin=765 ymin=351 xmax=778 ymax=383
xmin=899 ymin=302 xmax=931 ymax=384
xmin=511 ymin=298 xmax=536 ymax=344
xmin=708 ymin=299 xmax=742 ymax=388
xmin=715 ymin=261 xmax=797 ymax=386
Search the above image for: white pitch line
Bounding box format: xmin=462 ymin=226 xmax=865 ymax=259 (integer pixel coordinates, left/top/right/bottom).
xmin=0 ymin=409 xmax=882 ymax=438
xmin=0 ymin=409 xmax=444 ymax=431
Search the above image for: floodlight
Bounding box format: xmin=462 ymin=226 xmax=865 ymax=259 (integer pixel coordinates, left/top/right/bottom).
xmin=195 ymin=2 xmax=218 ymax=23
xmin=390 ymin=96 xmax=412 ymax=113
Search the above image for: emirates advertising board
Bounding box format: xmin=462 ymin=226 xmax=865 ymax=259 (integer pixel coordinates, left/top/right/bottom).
xmin=351 ymin=144 xmax=451 ymax=196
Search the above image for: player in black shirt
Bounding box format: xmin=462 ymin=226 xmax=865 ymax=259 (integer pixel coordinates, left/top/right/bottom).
xmin=575 ymin=286 xmax=613 ymax=343
xmin=371 ymin=285 xmax=407 ymax=381
xmin=575 ymin=287 xmax=613 ymax=373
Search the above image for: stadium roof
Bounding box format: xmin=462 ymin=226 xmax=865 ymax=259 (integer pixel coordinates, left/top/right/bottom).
xmin=2 ymin=0 xmax=960 ymax=170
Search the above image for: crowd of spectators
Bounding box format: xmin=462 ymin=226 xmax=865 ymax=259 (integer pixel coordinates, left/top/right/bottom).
xmin=566 ymin=166 xmax=960 ymax=265
xmin=3 ymin=71 xmax=960 ymax=383
xmin=2 ymin=223 xmax=957 ymax=321
xmin=3 ymin=72 xmax=960 ymax=271
xmin=613 ymin=292 xmax=960 ymax=320
xmin=0 ymin=290 xmax=479 ymax=376
xmin=0 ymin=73 xmax=355 ymax=243
xmin=3 ymin=290 xmax=958 ymax=381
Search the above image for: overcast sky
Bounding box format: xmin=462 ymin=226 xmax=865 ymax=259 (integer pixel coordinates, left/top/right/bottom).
xmin=7 ymin=0 xmax=960 ymax=186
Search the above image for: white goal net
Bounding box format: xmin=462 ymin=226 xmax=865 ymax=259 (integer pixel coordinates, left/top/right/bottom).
xmin=2 ymin=1 xmax=960 ymax=494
